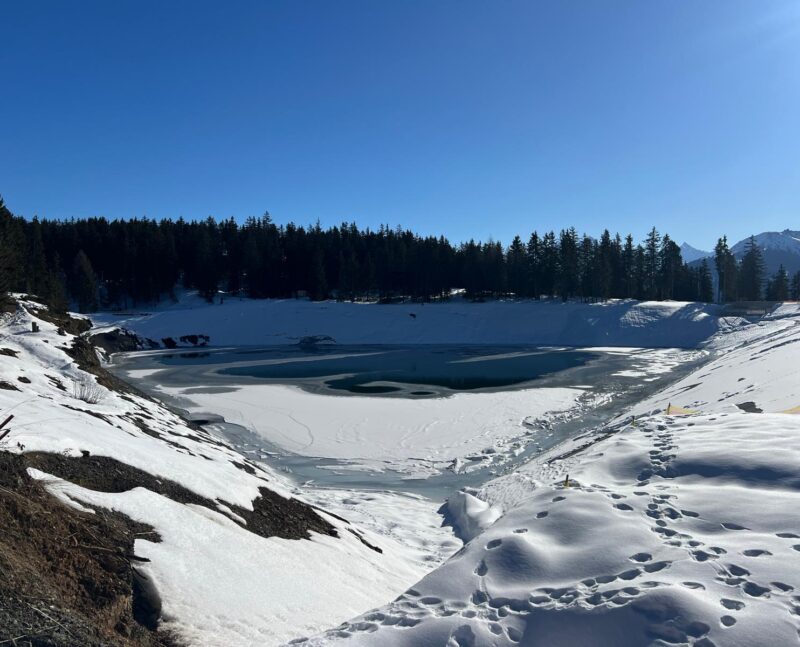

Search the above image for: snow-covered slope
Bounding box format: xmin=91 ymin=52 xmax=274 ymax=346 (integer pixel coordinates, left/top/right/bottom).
xmin=0 ymin=300 xmax=458 ymax=646
xmin=301 ymin=307 xmax=800 ymax=646
xmin=94 ymin=294 xmax=728 ymax=349
xmin=731 ymin=230 xmax=800 ymax=256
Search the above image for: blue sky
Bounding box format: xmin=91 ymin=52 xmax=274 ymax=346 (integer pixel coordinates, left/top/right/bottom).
xmin=1 ymin=1 xmax=799 ymax=249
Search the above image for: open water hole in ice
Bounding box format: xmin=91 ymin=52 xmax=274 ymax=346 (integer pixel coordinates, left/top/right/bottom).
xmin=110 ymin=344 xmax=704 ymax=499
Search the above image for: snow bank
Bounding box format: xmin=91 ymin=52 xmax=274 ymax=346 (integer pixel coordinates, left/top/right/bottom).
xmin=300 ymin=306 xmax=800 ymax=646
xmin=94 ymin=293 xmax=730 ymax=348
xmin=444 ymin=489 xmax=502 ymax=542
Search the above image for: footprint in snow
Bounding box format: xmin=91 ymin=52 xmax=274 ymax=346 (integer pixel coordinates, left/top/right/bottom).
xmin=721 ymin=522 xmax=748 ymax=531
xmin=643 ymin=561 xmax=670 ymax=573
xmin=595 ymin=574 xmax=617 ymax=584
xmin=486 ymin=539 xmax=502 ymax=549
xmin=419 ymin=596 xmax=443 ymax=605
xmin=743 ymin=582 xmax=770 ymax=597
xmin=618 ymin=568 xmax=641 ymax=581
xmin=727 ymin=564 xmax=749 ymax=577
xmin=720 ymin=598 xmax=746 ymax=611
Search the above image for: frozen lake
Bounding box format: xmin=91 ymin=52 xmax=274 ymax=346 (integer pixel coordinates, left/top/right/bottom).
xmin=110 ymin=344 xmax=705 ymax=498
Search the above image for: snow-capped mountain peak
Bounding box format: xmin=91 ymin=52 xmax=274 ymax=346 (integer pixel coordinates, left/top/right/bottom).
xmin=679 ymin=242 xmax=711 ymax=263
xmin=731 ymin=229 xmax=800 ymax=255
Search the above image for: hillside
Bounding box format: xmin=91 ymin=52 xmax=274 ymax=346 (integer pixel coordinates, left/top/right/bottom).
xmin=95 ymin=293 xmax=731 ymax=349
xmin=301 ymin=306 xmax=800 ymax=646
xmin=0 ymin=299 xmax=453 ymax=646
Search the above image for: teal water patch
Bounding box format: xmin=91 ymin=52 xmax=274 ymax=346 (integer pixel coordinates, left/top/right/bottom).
xmin=214 ymin=345 xmax=597 ymax=397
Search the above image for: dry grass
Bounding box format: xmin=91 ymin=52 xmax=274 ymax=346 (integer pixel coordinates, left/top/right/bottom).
xmin=72 ymin=377 xmax=104 ymax=405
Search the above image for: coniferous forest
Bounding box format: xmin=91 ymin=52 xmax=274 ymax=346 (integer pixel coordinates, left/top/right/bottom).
xmin=1 ymin=197 xmax=797 ymax=313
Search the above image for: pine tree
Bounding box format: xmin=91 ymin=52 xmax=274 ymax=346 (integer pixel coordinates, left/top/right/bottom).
xmin=698 ymin=259 xmax=714 ymax=303
xmin=27 ymin=218 xmax=50 ymax=297
xmin=738 ymin=236 xmax=764 ymax=301
xmin=596 ymin=230 xmax=613 ymax=300
xmin=526 ymin=232 xmax=541 ymax=299
xmin=578 ymin=234 xmax=596 ymax=300
xmin=643 ymin=227 xmax=661 ymax=299
xmin=309 ymin=248 xmax=328 ymax=300
xmin=765 ymin=265 xmax=789 ymax=301
xmin=791 ymin=271 xmax=800 ymax=300
xmin=506 ymin=235 xmax=527 ymax=297
xmin=621 ymin=235 xmax=636 ymax=298
xmin=71 ymin=250 xmax=99 ymax=312
xmin=557 ymin=228 xmax=579 ymax=300
xmin=658 ymin=234 xmax=682 ymax=300
xmin=540 ymin=232 xmax=558 ymax=297
xmin=714 ymin=236 xmax=738 ymax=302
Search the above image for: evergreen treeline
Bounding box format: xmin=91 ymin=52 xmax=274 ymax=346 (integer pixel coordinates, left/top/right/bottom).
xmin=713 ymin=235 xmax=799 ymax=302
xmin=1 ymin=197 xmax=797 ymax=312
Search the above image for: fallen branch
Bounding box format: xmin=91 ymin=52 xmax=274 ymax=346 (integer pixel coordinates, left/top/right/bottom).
xmin=27 ymin=603 xmax=72 ymax=638
xmin=0 ymin=413 xmax=14 ymax=442
xmin=0 ymin=627 xmax=58 ymax=645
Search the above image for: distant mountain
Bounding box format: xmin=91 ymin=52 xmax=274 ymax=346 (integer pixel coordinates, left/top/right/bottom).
xmin=680 ymin=243 xmax=712 ymax=264
xmin=731 ymin=230 xmax=800 ymax=277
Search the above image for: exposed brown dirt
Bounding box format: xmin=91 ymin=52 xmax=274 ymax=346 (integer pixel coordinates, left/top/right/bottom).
xmin=0 ymin=452 xmax=177 ymax=647
xmin=22 ymin=452 xmax=337 ymax=542
xmin=27 ymin=307 xmax=92 ymax=336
